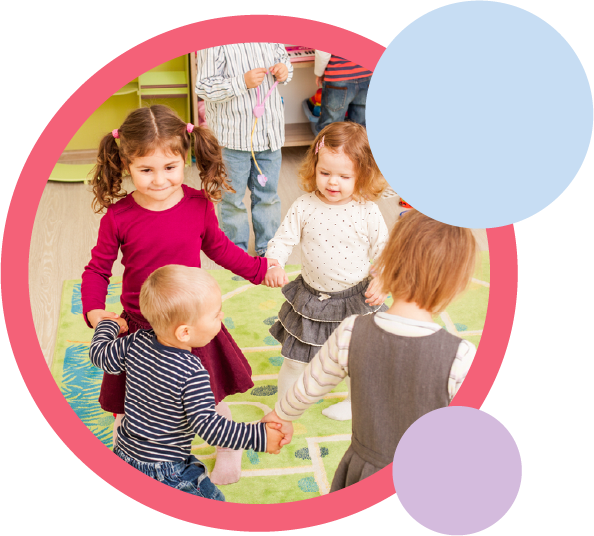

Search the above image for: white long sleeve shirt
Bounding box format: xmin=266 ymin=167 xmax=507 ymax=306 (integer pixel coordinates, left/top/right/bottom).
xmin=266 ymin=193 xmax=389 ymax=292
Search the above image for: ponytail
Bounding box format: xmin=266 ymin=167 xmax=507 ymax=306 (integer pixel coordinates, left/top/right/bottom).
xmin=90 ymin=131 xmax=126 ymax=213
xmin=190 ymin=126 xmax=235 ymax=202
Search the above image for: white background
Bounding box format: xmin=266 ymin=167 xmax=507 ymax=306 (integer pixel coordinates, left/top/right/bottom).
xmin=1 ymin=1 xmax=593 ymax=534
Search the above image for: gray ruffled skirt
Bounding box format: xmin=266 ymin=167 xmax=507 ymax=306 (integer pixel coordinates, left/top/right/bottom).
xmin=269 ymin=275 xmax=388 ymax=363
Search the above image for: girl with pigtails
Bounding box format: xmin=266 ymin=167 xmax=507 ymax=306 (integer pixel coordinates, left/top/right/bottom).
xmin=82 ymin=105 xmax=278 ymax=485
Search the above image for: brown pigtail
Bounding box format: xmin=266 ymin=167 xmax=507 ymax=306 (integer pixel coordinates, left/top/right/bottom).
xmin=191 ymin=126 xmax=235 ymax=202
xmin=90 ymin=132 xmax=126 ymax=213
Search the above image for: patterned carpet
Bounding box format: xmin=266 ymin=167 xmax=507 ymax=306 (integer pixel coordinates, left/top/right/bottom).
xmin=50 ymin=254 xmax=489 ymax=503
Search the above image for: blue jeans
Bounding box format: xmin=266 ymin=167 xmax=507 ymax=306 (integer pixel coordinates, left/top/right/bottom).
xmin=315 ymin=77 xmax=372 ymax=134
xmin=220 ymin=147 xmax=282 ymax=256
xmin=114 ymin=448 xmax=225 ymax=501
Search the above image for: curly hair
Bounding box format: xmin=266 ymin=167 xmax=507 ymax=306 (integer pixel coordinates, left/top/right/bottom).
xmin=298 ymin=122 xmax=387 ymax=201
xmin=90 ymin=105 xmax=233 ymax=213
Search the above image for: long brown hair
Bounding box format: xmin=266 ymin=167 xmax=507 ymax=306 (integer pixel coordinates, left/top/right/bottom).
xmin=90 ymin=105 xmax=233 ymax=213
xmin=375 ymin=210 xmax=478 ymax=314
xmin=299 ymin=122 xmax=387 ymax=201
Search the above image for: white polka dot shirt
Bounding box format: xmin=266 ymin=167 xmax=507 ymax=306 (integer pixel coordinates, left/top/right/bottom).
xmin=266 ymin=192 xmax=389 ymax=292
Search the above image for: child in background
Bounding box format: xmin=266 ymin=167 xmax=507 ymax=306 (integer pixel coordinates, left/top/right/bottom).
xmin=263 ymin=210 xmax=479 ymax=491
xmin=313 ymin=50 xmax=373 ymax=134
xmin=264 ymin=122 xmax=389 ymax=421
xmin=83 ymin=105 xmax=278 ymax=485
xmin=90 ymin=265 xmax=285 ymax=500
xmin=195 ymin=43 xmax=293 ymax=257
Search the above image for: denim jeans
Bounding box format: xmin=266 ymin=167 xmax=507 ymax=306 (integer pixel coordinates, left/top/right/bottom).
xmin=220 ymin=147 xmax=282 ymax=256
xmin=114 ymin=448 xmax=225 ymax=501
xmin=315 ymin=76 xmax=372 ymax=134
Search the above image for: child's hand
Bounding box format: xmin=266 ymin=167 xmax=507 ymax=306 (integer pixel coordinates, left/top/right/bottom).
xmin=269 ymin=63 xmax=289 ymax=83
xmin=316 ymin=75 xmax=323 ymax=88
xmin=265 ymin=422 xmax=285 ymax=454
xmin=244 ymin=68 xmax=267 ymax=89
xmin=365 ymin=277 xmax=388 ymax=306
xmin=264 ymin=266 xmax=288 ymax=288
xmin=88 ymin=309 xmax=128 ymax=334
xmin=262 ymin=410 xmax=294 ymax=447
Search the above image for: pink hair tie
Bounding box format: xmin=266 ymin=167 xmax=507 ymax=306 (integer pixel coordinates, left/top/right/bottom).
xmin=315 ymin=136 xmax=325 ymax=154
xmin=187 ymin=123 xmax=194 ymax=134
xmin=112 ymin=129 xmax=119 ymax=139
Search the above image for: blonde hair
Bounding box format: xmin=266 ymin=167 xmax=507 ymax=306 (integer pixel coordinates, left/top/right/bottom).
xmin=139 ymin=265 xmax=220 ymax=335
xmin=375 ymin=210 xmax=478 ymax=314
xmin=298 ymin=122 xmax=388 ymax=201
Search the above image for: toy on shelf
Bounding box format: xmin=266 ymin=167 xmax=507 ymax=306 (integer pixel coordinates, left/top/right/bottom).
xmin=306 ymin=89 xmax=322 ymax=117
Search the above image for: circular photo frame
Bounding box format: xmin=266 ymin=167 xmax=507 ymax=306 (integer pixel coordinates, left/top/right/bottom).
xmin=2 ymin=15 xmax=517 ymax=531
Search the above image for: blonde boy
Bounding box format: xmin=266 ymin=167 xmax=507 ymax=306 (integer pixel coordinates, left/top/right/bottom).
xmin=90 ymin=265 xmax=284 ymax=500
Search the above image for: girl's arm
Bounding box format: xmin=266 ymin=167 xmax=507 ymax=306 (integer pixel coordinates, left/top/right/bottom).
xmin=367 ymin=204 xmax=390 ymax=263
xmin=274 ymin=316 xmax=356 ymax=421
xmin=200 ymin=199 xmax=268 ymax=284
xmin=265 ymin=199 xmax=303 ymax=268
xmin=195 ymin=47 xmax=249 ymax=103
xmin=183 ymin=371 xmax=271 ymax=453
xmin=89 ymin=319 xmax=134 ymax=374
xmin=449 ymin=339 xmax=476 ymax=400
xmin=81 ymin=210 xmax=120 ymax=328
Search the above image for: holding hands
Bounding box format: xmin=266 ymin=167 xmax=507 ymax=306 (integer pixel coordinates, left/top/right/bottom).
xmin=262 ymin=410 xmax=294 ymax=447
xmin=264 ymin=266 xmax=289 ymax=288
xmin=365 ymin=269 xmax=389 ymax=306
xmin=87 ymin=309 xmax=128 ymax=335
xmin=265 ymin=422 xmax=287 ymax=454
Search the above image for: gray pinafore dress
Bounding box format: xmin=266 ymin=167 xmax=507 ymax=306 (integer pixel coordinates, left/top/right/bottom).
xmin=269 ymin=275 xmax=387 ymax=363
xmin=330 ymin=314 xmax=462 ymax=491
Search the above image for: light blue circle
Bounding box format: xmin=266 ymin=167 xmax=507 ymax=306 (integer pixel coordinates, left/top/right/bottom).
xmin=367 ymin=1 xmax=592 ymax=228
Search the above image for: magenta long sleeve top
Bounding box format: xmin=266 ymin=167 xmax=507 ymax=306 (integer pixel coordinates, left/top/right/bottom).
xmin=82 ymin=185 xmax=267 ymax=327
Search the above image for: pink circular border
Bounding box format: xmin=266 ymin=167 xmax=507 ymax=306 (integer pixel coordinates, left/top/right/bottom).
xmin=1 ymin=16 xmax=517 ymax=531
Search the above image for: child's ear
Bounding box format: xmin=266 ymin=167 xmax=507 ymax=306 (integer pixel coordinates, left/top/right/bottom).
xmin=174 ymin=324 xmax=191 ymax=342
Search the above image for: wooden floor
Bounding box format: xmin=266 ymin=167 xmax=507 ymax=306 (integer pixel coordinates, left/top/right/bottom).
xmin=30 ymin=146 xmax=487 ymax=368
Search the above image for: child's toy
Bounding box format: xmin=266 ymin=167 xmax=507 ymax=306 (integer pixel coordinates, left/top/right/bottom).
xmin=306 ymin=89 xmax=322 ymax=117
xmin=399 ymin=198 xmax=413 ymax=208
xmin=251 ymin=79 xmax=279 ymax=187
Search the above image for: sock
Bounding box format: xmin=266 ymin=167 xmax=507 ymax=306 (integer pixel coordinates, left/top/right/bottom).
xmin=113 ymin=413 xmax=124 ymax=448
xmin=322 ymin=377 xmax=352 ymax=421
xmin=210 ymin=401 xmax=243 ymax=485
xmin=277 ymin=358 xmax=308 ymax=402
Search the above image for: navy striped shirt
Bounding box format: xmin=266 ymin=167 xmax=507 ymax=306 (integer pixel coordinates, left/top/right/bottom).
xmin=90 ymin=320 xmax=267 ymax=463
xmin=324 ymin=55 xmax=373 ymax=82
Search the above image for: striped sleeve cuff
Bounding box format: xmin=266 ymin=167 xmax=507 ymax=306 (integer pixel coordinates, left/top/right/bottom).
xmin=230 ymin=74 xmax=248 ymax=99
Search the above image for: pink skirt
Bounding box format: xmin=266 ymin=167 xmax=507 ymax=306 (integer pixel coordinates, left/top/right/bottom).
xmin=98 ymin=310 xmax=254 ymax=413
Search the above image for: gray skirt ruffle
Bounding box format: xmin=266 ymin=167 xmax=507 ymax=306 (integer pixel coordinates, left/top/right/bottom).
xmin=269 ymin=275 xmax=388 ymax=363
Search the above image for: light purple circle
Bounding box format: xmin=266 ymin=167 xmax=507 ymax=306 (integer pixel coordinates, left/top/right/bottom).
xmin=393 ymin=407 xmax=521 ymax=535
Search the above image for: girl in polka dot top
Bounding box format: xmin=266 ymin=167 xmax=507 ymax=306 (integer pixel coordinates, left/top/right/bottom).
xmin=264 ymin=122 xmax=389 ymax=421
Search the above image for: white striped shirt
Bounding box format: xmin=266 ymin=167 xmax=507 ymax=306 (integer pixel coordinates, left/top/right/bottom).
xmin=276 ymin=313 xmax=476 ymax=421
xmin=90 ymin=320 xmax=267 ymax=462
xmin=195 ymin=43 xmax=293 ymax=152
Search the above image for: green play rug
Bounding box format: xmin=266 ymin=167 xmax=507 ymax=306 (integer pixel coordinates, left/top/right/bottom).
xmin=50 ymin=253 xmax=489 ymax=503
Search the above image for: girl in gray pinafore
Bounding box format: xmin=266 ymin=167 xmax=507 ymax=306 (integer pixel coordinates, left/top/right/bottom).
xmin=265 ymin=210 xmax=480 ymax=490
